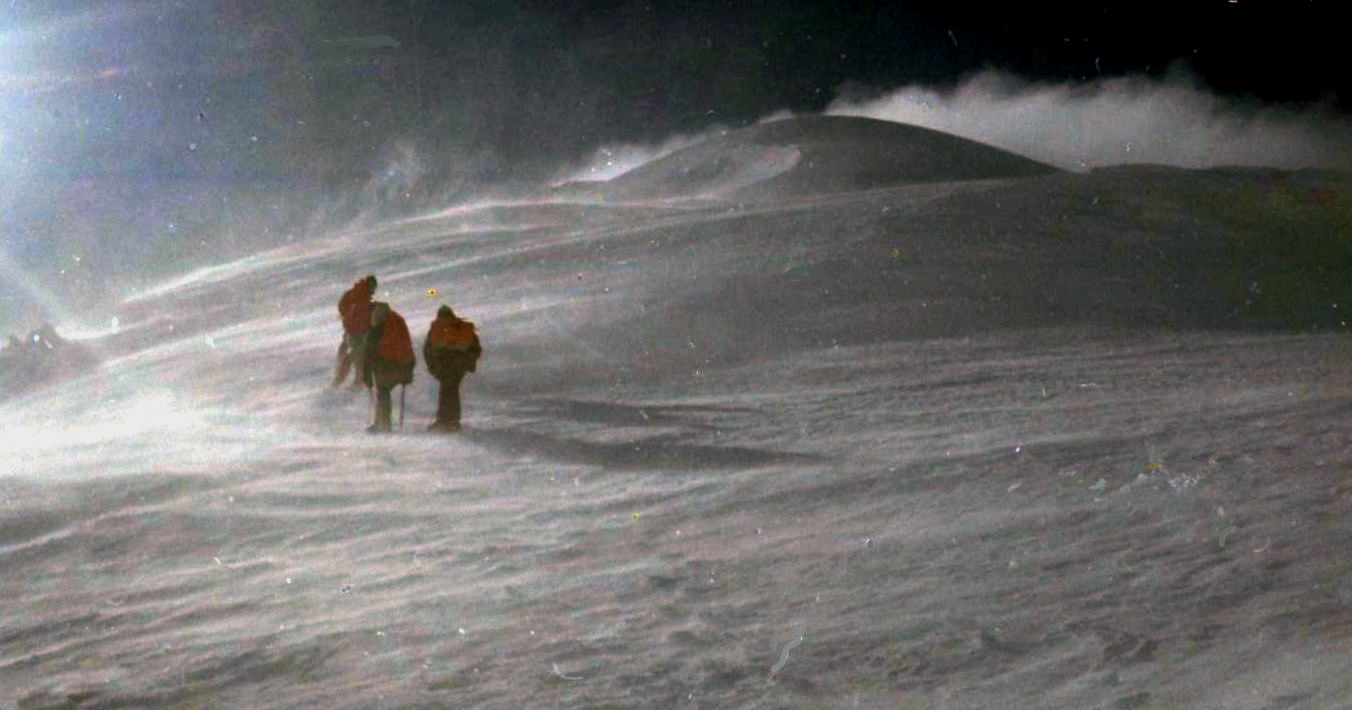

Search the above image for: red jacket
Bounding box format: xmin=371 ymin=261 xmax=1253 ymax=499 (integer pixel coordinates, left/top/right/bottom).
xmin=372 ymin=310 xmax=415 ymax=365
xmin=338 ymin=280 xmax=373 ymax=334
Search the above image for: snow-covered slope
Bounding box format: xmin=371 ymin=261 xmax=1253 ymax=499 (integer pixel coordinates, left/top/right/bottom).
xmin=575 ymin=116 xmax=1060 ymax=202
xmin=4 ymin=119 xmax=1352 ymax=709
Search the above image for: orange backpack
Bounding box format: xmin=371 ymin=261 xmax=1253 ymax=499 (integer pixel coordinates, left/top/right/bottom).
xmin=375 ymin=311 xmax=415 ymax=365
xmin=428 ymin=318 xmax=477 ymax=350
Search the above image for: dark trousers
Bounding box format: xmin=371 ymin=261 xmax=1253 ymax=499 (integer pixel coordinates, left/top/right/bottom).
xmin=373 ymin=385 xmax=394 ymax=430
xmin=435 ymin=372 xmax=466 ymax=425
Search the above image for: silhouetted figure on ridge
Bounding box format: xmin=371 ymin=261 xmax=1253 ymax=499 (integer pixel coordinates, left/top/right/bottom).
xmin=33 ymin=323 xmax=64 ymax=352
xmin=422 ymin=304 xmax=482 ymax=433
xmin=0 ymin=335 xmax=26 ymax=390
xmin=0 ymin=324 xmax=94 ymax=400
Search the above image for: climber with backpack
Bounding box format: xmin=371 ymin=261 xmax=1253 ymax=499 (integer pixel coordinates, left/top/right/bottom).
xmin=361 ymin=301 xmax=415 ymax=433
xmin=422 ymin=304 xmax=482 ymax=432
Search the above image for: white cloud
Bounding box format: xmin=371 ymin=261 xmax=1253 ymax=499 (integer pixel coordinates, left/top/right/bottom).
xmin=826 ymin=68 xmax=1352 ymax=171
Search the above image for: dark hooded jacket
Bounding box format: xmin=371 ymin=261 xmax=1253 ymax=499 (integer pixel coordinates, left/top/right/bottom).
xmin=423 ymin=305 xmax=481 ymax=379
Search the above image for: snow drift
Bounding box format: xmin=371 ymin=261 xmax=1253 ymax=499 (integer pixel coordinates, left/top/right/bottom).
xmin=556 ymin=115 xmax=1059 ymax=202
xmin=4 ymin=116 xmax=1352 ymax=709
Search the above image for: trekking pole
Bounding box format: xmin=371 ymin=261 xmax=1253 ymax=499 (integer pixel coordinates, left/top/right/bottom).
xmin=369 ymin=381 xmax=376 ymax=424
xmin=399 ymin=384 xmax=406 ymax=429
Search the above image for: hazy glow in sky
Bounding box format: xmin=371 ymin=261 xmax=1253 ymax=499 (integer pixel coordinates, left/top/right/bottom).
xmin=0 ymin=248 xmax=75 ymax=327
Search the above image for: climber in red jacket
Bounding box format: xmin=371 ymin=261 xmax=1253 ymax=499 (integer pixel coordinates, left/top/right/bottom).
xmin=361 ymin=301 xmax=415 ymax=433
xmin=332 ymin=275 xmax=377 ymax=388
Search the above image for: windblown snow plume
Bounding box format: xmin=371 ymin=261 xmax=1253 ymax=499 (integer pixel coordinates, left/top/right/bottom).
xmin=827 ymin=68 xmax=1352 ymax=171
xmin=556 ymin=130 xmax=713 ymax=184
xmin=365 ymin=140 xmax=426 ymax=202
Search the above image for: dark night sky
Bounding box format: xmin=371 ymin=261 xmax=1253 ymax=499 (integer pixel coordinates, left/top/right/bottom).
xmin=324 ymin=0 xmax=1352 ymax=175
xmin=3 ymin=0 xmax=1348 ymax=184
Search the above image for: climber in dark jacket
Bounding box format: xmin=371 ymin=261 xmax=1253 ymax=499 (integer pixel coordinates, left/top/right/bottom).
xmin=422 ymin=304 xmax=482 ymax=432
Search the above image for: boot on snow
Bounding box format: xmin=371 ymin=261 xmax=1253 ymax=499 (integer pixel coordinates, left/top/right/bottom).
xmin=426 ymin=419 xmax=461 ymax=433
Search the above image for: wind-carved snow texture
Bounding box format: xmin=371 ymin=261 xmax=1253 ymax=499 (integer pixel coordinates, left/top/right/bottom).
xmin=3 ymin=117 xmax=1352 ymax=708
